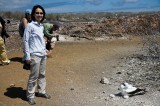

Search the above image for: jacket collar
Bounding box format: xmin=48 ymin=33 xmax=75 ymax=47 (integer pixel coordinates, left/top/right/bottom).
xmin=32 ymin=21 xmax=43 ymax=26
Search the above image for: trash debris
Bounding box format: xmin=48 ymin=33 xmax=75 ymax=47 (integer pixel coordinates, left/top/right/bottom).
xmin=120 ymin=82 xmax=137 ymax=93
xmin=118 ymin=82 xmax=147 ymax=99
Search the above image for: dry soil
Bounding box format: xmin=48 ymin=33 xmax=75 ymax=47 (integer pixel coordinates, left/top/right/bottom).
xmin=0 ymin=37 xmax=160 ymax=106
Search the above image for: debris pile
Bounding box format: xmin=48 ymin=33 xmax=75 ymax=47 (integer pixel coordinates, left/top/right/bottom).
xmin=60 ymin=13 xmax=160 ymax=38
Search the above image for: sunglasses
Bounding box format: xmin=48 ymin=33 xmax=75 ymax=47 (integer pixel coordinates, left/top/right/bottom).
xmin=35 ymin=12 xmax=43 ymax=15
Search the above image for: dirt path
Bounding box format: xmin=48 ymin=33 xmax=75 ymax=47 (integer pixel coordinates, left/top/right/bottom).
xmin=0 ymin=37 xmax=159 ymax=106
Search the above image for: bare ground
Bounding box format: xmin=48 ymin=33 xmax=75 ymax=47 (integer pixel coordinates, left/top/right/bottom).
xmin=0 ymin=37 xmax=160 ymax=106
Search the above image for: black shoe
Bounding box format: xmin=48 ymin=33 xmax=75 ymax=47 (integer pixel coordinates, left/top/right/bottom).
xmin=28 ymin=98 xmax=36 ymax=105
xmin=37 ymin=93 xmax=51 ymax=99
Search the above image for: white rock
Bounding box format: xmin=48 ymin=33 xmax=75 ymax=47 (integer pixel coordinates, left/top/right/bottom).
xmin=10 ymin=84 xmax=15 ymax=87
xmin=100 ymin=77 xmax=109 ymax=84
xmin=109 ymin=94 xmax=115 ymax=98
xmin=123 ymin=95 xmax=129 ymax=99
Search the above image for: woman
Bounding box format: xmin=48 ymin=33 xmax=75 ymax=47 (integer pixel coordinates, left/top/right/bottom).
xmin=19 ymin=9 xmax=32 ymax=37
xmin=0 ymin=16 xmax=10 ymax=65
xmin=23 ymin=5 xmax=51 ymax=105
xmin=19 ymin=9 xmax=32 ymax=62
xmin=43 ymin=22 xmax=60 ymax=58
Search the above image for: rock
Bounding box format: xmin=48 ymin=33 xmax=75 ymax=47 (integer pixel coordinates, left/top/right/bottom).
xmin=123 ymin=95 xmax=129 ymax=99
xmin=100 ymin=77 xmax=110 ymax=84
xmin=10 ymin=84 xmax=15 ymax=87
xmin=109 ymin=94 xmax=115 ymax=98
xmin=70 ymin=88 xmax=74 ymax=90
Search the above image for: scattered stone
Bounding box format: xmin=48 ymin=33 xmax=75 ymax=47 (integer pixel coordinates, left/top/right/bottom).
xmin=102 ymin=72 xmax=105 ymax=74
xmin=100 ymin=77 xmax=110 ymax=84
xmin=109 ymin=94 xmax=115 ymax=98
xmin=70 ymin=88 xmax=74 ymax=91
xmin=10 ymin=84 xmax=15 ymax=87
xmin=116 ymin=72 xmax=122 ymax=74
xmin=123 ymin=95 xmax=129 ymax=99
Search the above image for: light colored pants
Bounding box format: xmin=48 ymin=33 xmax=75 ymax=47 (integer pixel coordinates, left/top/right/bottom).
xmin=26 ymin=55 xmax=47 ymax=99
xmin=0 ymin=36 xmax=9 ymax=63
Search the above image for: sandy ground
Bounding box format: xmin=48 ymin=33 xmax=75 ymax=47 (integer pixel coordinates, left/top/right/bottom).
xmin=0 ymin=37 xmax=160 ymax=106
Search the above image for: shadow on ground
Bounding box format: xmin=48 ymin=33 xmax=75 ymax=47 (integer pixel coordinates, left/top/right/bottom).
xmin=10 ymin=57 xmax=23 ymax=63
xmin=4 ymin=87 xmax=27 ymax=101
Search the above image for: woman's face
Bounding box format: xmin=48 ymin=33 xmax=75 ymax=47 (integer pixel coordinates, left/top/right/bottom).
xmin=34 ymin=8 xmax=44 ymax=23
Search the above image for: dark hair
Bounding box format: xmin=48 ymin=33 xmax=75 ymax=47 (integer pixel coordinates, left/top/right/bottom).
xmin=0 ymin=17 xmax=5 ymax=37
xmin=52 ymin=21 xmax=60 ymax=31
xmin=31 ymin=5 xmax=45 ymax=22
xmin=25 ymin=14 xmax=30 ymax=19
xmin=0 ymin=16 xmax=5 ymax=26
xmin=0 ymin=16 xmax=9 ymax=41
xmin=25 ymin=14 xmax=31 ymax=23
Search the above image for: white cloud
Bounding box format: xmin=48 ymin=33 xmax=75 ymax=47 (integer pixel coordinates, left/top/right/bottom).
xmin=0 ymin=0 xmax=32 ymax=10
xmin=85 ymin=0 xmax=104 ymax=5
xmin=45 ymin=7 xmax=65 ymax=13
xmin=124 ymin=0 xmax=138 ymax=3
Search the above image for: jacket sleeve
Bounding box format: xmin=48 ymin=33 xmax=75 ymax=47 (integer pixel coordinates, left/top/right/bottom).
xmin=44 ymin=24 xmax=55 ymax=38
xmin=23 ymin=24 xmax=31 ymax=60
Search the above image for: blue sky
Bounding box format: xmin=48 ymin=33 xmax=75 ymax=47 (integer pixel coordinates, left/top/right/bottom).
xmin=0 ymin=0 xmax=160 ymax=13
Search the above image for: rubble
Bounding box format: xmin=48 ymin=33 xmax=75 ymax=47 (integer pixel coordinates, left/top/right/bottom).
xmin=113 ymin=54 xmax=160 ymax=92
xmin=100 ymin=77 xmax=110 ymax=84
xmin=60 ymin=13 xmax=160 ymax=38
